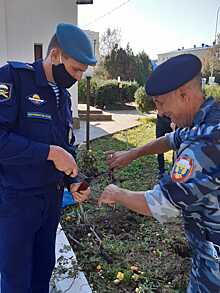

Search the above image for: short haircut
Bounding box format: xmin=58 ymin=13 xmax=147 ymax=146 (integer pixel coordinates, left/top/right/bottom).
xmin=46 ymin=34 xmax=70 ymax=59
xmin=46 ymin=34 xmax=60 ymax=56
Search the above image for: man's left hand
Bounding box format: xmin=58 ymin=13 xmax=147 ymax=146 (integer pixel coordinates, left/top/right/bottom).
xmin=70 ymin=183 xmax=90 ymax=203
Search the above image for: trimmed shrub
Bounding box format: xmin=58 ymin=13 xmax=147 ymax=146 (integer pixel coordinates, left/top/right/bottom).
xmin=79 ymin=79 xmax=139 ymax=109
xmin=95 ymin=80 xmax=120 ymax=109
xmin=78 ymin=79 xmax=98 ymax=105
xmin=204 ymin=85 xmax=220 ymax=102
xmin=135 ymin=86 xmax=155 ymax=113
xmin=121 ymin=81 xmax=139 ymax=103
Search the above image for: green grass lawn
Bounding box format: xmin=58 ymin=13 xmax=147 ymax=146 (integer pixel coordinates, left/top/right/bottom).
xmin=61 ymin=117 xmax=191 ymax=293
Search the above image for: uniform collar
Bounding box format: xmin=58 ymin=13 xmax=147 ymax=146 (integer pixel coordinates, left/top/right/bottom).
xmin=32 ymin=59 xmax=49 ymax=87
xmin=32 ymin=60 xmax=71 ymax=99
xmin=193 ymin=96 xmax=216 ymax=126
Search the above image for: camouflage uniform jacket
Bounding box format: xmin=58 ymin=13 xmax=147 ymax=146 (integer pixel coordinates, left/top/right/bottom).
xmin=145 ymin=97 xmax=220 ymax=292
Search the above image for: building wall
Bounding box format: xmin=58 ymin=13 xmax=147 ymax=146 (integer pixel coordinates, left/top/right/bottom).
xmin=0 ymin=0 xmax=7 ymax=65
xmin=84 ymin=30 xmax=100 ymax=63
xmin=0 ymin=0 xmax=79 ymax=118
xmin=2 ymin=0 xmax=77 ymax=63
xmin=157 ymin=46 xmax=211 ymax=65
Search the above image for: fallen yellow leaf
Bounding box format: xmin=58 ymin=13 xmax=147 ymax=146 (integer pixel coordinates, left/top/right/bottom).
xmin=116 ymin=271 xmax=124 ymax=281
xmin=96 ymin=264 xmax=102 ymax=271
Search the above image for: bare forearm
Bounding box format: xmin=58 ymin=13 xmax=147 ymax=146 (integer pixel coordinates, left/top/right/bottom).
xmin=116 ymin=189 xmax=151 ymax=216
xmin=132 ymin=136 xmax=171 ymax=159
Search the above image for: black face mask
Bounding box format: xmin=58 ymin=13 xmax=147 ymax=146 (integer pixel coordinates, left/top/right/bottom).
xmin=52 ymin=63 xmax=77 ymax=88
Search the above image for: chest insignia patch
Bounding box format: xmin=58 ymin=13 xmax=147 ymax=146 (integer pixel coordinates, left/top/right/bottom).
xmin=171 ymin=155 xmax=194 ymax=182
xmin=27 ymin=94 xmax=46 ymax=106
xmin=0 ymin=83 xmax=12 ymax=102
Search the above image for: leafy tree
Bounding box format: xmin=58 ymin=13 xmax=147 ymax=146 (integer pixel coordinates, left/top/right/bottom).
xmin=201 ymin=33 xmax=220 ymax=82
xmin=202 ymin=44 xmax=220 ymax=83
xmin=135 ymin=51 xmax=152 ymax=86
xmin=103 ymin=44 xmax=151 ymax=84
xmin=100 ymin=28 xmax=121 ymax=57
xmin=97 ymin=27 xmax=152 ymax=85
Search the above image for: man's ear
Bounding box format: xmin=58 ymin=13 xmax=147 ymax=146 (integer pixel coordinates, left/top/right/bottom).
xmin=50 ymin=48 xmax=61 ymax=63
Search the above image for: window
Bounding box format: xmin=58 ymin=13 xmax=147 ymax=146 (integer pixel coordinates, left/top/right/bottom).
xmin=34 ymin=44 xmax=43 ymax=61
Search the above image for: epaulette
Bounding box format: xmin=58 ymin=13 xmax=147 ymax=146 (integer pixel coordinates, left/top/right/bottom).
xmin=7 ymin=61 xmax=35 ymax=71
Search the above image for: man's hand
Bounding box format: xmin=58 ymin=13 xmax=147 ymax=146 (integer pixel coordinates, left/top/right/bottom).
xmin=98 ymin=184 xmax=150 ymax=216
xmin=47 ymin=145 xmax=78 ymax=177
xmin=106 ymin=149 xmax=137 ymax=170
xmin=98 ymin=184 xmax=122 ymax=206
xmin=70 ymin=183 xmax=90 ymax=203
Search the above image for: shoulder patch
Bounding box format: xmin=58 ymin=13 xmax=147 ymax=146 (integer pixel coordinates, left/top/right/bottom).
xmin=0 ymin=83 xmax=12 ymax=102
xmin=171 ymin=155 xmax=194 ymax=183
xmin=8 ymin=61 xmax=34 ymax=71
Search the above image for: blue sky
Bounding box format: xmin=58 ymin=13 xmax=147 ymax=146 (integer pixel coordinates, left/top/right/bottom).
xmin=78 ymin=0 xmax=220 ymax=59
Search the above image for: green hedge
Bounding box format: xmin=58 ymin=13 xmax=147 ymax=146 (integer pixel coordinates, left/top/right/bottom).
xmin=204 ymin=85 xmax=220 ymax=102
xmin=96 ymin=80 xmax=139 ymax=108
xmin=79 ymin=79 xmax=139 ymax=108
xmin=78 ymin=79 xmax=98 ymax=105
xmin=120 ymin=81 xmax=139 ymax=103
xmin=134 ymin=86 xmax=155 ymax=113
xmin=96 ymin=80 xmax=119 ymax=108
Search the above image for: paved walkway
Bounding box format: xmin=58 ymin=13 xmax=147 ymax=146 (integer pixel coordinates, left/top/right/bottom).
xmin=74 ymin=109 xmax=144 ymax=145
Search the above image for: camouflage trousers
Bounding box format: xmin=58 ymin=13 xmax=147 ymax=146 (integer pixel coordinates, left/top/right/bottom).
xmin=187 ymin=234 xmax=220 ymax=293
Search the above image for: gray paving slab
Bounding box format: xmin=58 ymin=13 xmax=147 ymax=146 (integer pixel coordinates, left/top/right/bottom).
xmin=74 ymin=109 xmax=145 ymax=145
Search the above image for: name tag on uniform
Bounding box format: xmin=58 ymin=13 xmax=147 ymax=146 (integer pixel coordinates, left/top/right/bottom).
xmin=27 ymin=112 xmax=52 ymax=121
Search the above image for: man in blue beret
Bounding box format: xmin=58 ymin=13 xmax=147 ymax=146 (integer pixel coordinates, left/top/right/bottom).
xmin=100 ymin=54 xmax=220 ymax=292
xmin=0 ymin=23 xmax=96 ymax=293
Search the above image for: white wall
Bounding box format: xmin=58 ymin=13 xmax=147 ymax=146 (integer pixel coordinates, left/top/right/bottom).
xmin=157 ymin=47 xmax=210 ymax=65
xmin=0 ymin=0 xmax=79 ymax=118
xmin=0 ymin=0 xmax=7 ymax=65
xmin=4 ymin=0 xmax=77 ymax=62
xmin=84 ymin=30 xmax=100 ymax=63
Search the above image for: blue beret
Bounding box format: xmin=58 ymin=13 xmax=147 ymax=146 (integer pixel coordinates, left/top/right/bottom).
xmin=145 ymin=54 xmax=202 ymax=96
xmin=56 ymin=23 xmax=97 ymax=66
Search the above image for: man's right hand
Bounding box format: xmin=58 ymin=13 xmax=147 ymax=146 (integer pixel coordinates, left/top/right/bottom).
xmin=106 ymin=149 xmax=138 ymax=170
xmin=47 ymin=145 xmax=78 ymax=177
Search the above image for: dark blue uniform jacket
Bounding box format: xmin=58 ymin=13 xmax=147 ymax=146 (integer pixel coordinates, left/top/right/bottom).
xmin=0 ymin=60 xmax=77 ymax=190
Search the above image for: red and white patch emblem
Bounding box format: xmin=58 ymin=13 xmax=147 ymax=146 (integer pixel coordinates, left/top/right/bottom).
xmin=171 ymin=155 xmax=194 ymax=182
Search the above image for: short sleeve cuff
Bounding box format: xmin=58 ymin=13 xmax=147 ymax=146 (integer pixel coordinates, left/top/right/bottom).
xmin=165 ymin=131 xmax=176 ymax=150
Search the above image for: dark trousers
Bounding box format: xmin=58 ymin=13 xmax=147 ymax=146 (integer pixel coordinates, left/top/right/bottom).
xmin=156 ymin=118 xmax=172 ymax=174
xmin=0 ymin=183 xmax=63 ymax=293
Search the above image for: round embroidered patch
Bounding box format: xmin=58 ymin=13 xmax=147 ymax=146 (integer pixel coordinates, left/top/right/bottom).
xmin=171 ymin=155 xmax=194 ymax=182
